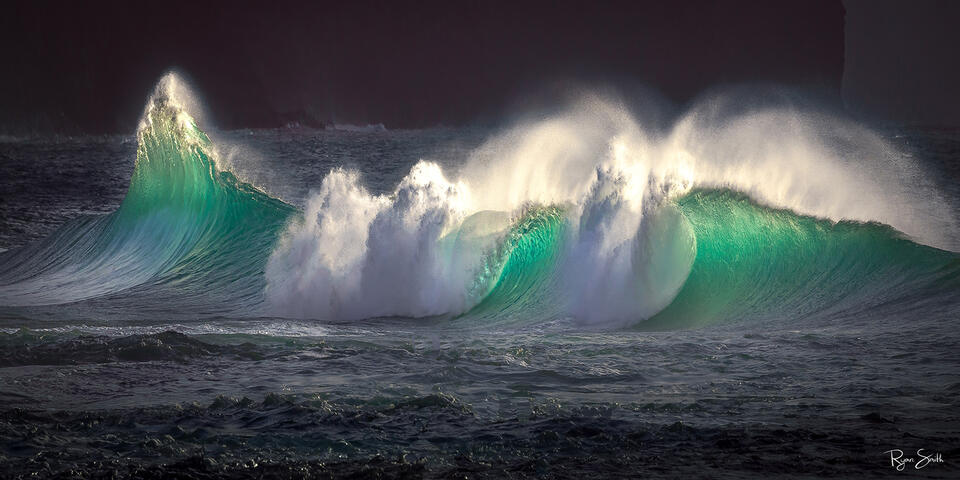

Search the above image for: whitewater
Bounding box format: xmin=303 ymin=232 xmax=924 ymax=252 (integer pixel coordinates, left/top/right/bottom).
xmin=0 ymin=74 xmax=958 ymax=478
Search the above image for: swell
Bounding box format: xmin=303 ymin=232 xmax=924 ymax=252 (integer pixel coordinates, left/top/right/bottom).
xmin=0 ymin=79 xmax=295 ymax=308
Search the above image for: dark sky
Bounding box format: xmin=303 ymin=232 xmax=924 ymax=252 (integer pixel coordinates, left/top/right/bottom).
xmin=843 ymin=0 xmax=960 ymax=127
xmin=3 ymin=0 xmax=930 ymax=134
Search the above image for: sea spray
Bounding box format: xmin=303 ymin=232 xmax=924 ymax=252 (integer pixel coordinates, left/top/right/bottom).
xmin=266 ymin=162 xmax=475 ymax=320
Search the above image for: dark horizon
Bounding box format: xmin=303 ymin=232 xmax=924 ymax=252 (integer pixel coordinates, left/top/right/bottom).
xmin=1 ymin=0 xmax=957 ymax=134
xmin=1 ymin=0 xmax=846 ymax=134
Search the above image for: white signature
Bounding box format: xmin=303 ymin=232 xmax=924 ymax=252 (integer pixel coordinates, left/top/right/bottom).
xmin=883 ymin=449 xmax=944 ymax=471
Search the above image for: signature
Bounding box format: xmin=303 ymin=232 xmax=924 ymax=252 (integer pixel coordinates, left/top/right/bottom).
xmin=883 ymin=449 xmax=945 ymax=471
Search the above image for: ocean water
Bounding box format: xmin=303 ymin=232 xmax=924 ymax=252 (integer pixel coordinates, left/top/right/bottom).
xmin=0 ymin=76 xmax=959 ymax=478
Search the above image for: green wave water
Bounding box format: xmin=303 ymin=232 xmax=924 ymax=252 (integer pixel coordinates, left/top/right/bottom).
xmin=463 ymin=206 xmax=568 ymax=322
xmin=124 ymin=94 xmax=296 ymax=307
xmin=456 ymin=192 xmax=957 ymax=330
xmin=0 ymin=91 xmax=295 ymax=308
xmin=643 ymin=189 xmax=960 ymax=329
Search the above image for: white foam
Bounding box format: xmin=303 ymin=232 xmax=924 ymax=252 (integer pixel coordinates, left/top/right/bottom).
xmin=266 ymin=163 xmax=476 ymax=320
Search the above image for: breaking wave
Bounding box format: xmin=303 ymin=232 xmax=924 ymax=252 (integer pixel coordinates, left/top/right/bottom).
xmin=2 ymin=76 xmax=957 ymax=329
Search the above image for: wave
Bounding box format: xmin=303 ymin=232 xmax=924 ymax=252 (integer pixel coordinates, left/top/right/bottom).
xmin=1 ymin=77 xmax=957 ymax=329
xmin=0 ymin=75 xmax=295 ymax=308
xmin=266 ymin=160 xmax=958 ymax=329
xmin=268 ymin=95 xmax=959 ymax=328
xmin=648 ymin=189 xmax=958 ymax=329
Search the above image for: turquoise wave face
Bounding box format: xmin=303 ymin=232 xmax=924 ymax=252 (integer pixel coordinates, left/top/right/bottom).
xmin=461 ymin=206 xmax=568 ymax=323
xmin=0 ymin=92 xmax=295 ymax=308
xmin=122 ymin=93 xmax=296 ymax=309
xmin=447 ymin=190 xmax=958 ymax=330
xmin=643 ymin=189 xmax=960 ymax=329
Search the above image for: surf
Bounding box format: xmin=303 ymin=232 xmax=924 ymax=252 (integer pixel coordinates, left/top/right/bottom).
xmin=1 ymin=76 xmax=956 ymax=331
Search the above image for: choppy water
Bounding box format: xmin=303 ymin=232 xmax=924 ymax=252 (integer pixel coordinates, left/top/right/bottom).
xmin=0 ymin=77 xmax=958 ymax=478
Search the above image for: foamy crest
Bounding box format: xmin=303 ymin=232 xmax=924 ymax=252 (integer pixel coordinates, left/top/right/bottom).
xmin=266 ymin=162 xmax=474 ymax=320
